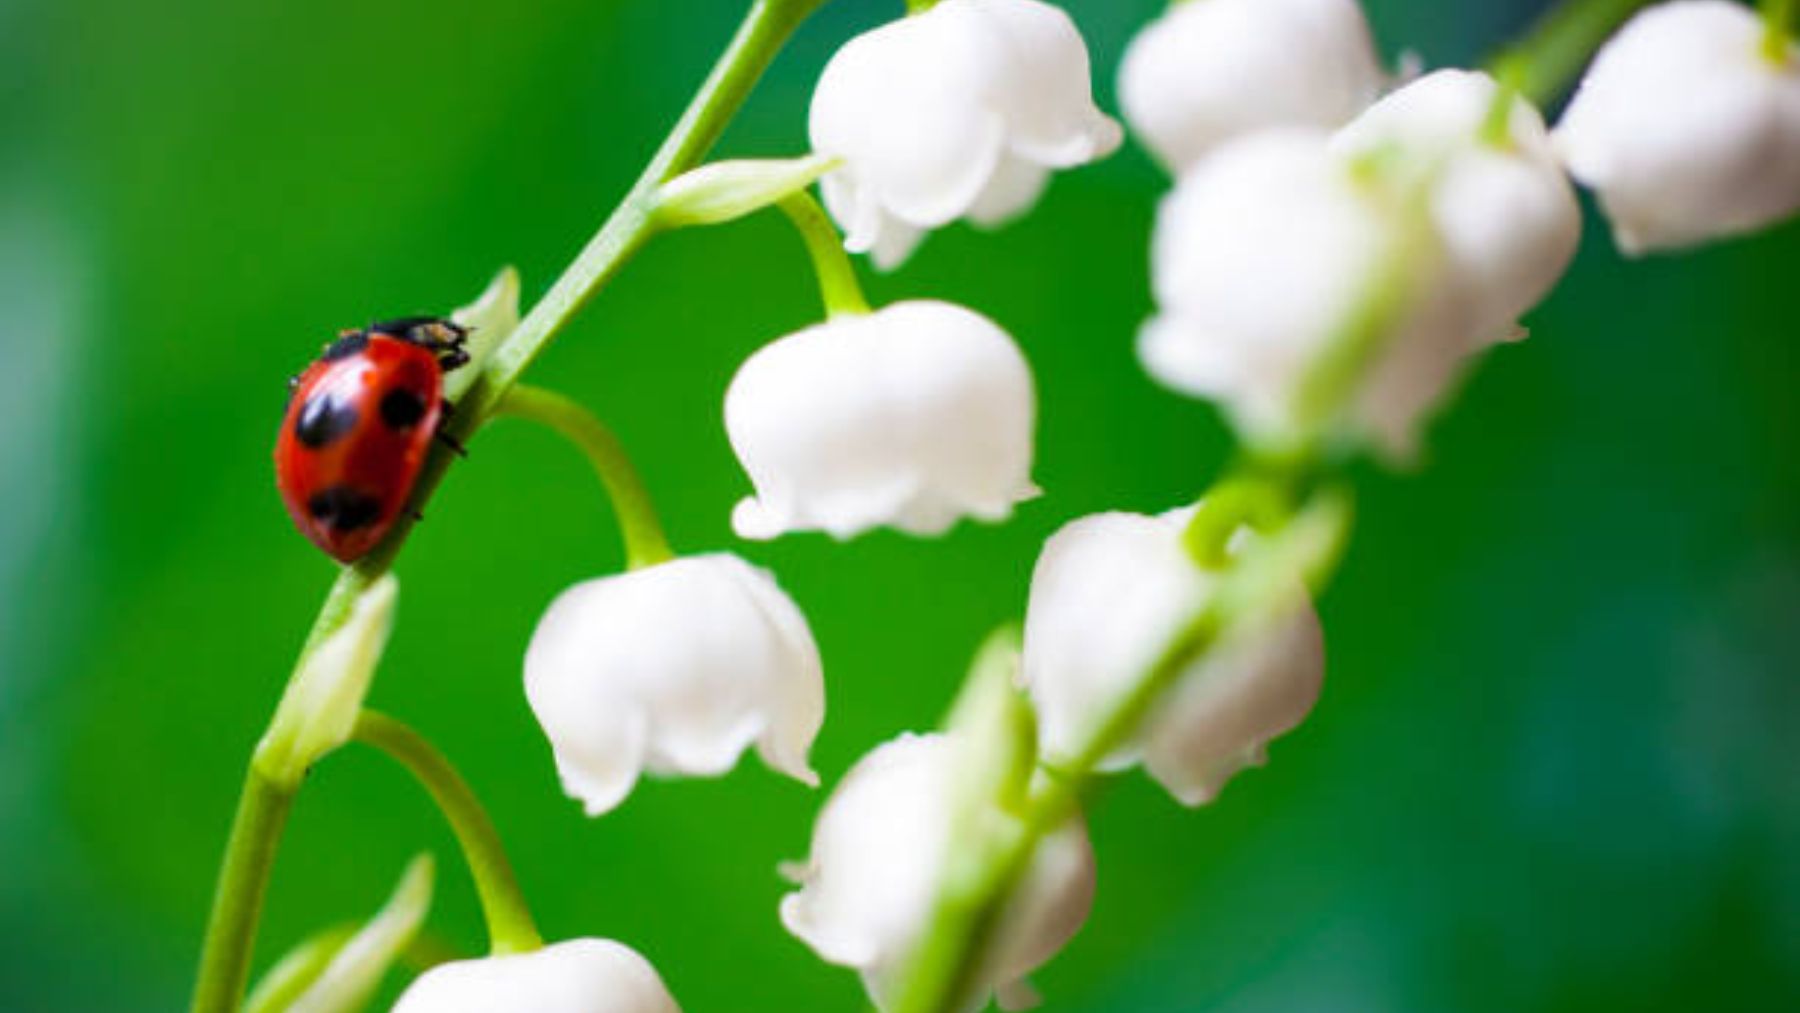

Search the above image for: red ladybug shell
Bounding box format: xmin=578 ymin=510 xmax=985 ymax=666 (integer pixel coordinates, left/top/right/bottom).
xmin=276 ymin=324 xmax=456 ymax=562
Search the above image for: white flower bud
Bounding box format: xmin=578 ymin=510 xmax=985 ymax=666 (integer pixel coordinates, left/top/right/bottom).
xmin=1020 ymin=509 xmax=1324 ymax=807
xmin=392 ymin=938 xmax=679 ymax=1013
xmin=725 ymin=300 xmax=1038 ymax=540
xmin=1333 ymin=69 xmax=1581 ymax=347
xmin=780 ymin=732 xmax=1094 ymax=1012
xmin=524 ymin=554 xmax=824 ymax=817
xmin=1138 ymin=129 xmax=1472 ymax=457
xmin=809 ymin=0 xmax=1122 ymax=268
xmin=256 ymin=574 xmax=398 ymax=790
xmin=447 ymin=266 xmax=521 ymax=402
xmin=1554 ymin=1 xmax=1800 ymax=254
xmin=1119 ymin=0 xmax=1386 ymax=173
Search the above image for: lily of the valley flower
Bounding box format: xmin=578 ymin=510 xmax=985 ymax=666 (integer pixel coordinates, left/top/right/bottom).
xmin=725 ymin=300 xmax=1038 ymax=540
xmin=780 ymin=731 xmax=1094 ymax=1012
xmin=524 ymin=554 xmax=824 ymax=816
xmin=392 ymin=938 xmax=680 ymax=1013
xmin=1020 ymin=508 xmax=1325 ymax=806
xmin=1120 ymin=0 xmax=1386 ymax=173
xmin=1555 ymin=1 xmax=1800 ymax=254
xmin=1333 ymin=69 xmax=1581 ymax=348
xmin=809 ymin=0 xmax=1121 ymax=268
xmin=1139 ymin=129 xmax=1472 ymax=456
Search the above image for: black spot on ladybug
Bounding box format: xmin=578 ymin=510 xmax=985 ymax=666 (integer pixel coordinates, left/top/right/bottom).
xmin=306 ymin=484 xmax=384 ymax=531
xmin=294 ymin=392 xmax=360 ymax=449
xmin=379 ymin=388 xmax=427 ymax=431
xmin=321 ymin=332 xmax=370 ymax=361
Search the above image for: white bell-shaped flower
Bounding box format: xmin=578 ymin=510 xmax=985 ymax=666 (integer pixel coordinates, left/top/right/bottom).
xmin=1554 ymin=1 xmax=1800 ymax=254
xmin=809 ymin=0 xmax=1122 ymax=268
xmin=392 ymin=938 xmax=680 ymax=1013
xmin=524 ymin=554 xmax=824 ymax=816
xmin=1140 ymin=129 xmax=1473 ymax=456
xmin=726 ymin=300 xmax=1038 ymax=540
xmin=1020 ymin=508 xmax=1324 ymax=807
xmin=1333 ymin=69 xmax=1581 ymax=348
xmin=1119 ymin=0 xmax=1386 ymax=173
xmin=780 ymin=731 xmax=1094 ymax=1012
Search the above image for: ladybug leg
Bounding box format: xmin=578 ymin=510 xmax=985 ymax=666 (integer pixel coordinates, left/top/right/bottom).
xmin=436 ymin=428 xmax=469 ymax=458
xmin=406 ymin=505 xmax=426 ymax=523
xmin=438 ymin=345 xmax=471 ymax=372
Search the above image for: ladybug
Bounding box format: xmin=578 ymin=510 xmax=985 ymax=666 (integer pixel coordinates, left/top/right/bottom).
xmin=276 ymin=317 xmax=471 ymax=563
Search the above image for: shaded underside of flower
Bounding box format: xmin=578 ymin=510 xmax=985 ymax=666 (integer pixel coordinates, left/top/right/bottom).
xmin=726 ymin=300 xmax=1039 ymax=541
xmin=524 ymin=553 xmax=824 ymax=816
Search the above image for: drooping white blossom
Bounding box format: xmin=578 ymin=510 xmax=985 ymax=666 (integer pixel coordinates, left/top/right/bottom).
xmin=780 ymin=731 xmax=1094 ymax=1012
xmin=1554 ymin=0 xmax=1800 ymax=254
xmin=1139 ymin=129 xmax=1472 ymax=456
xmin=1333 ymin=69 xmax=1581 ymax=347
xmin=1020 ymin=508 xmax=1325 ymax=807
xmin=392 ymin=938 xmax=680 ymax=1013
xmin=1119 ymin=0 xmax=1386 ymax=173
xmin=524 ymin=554 xmax=824 ymax=817
xmin=809 ymin=0 xmax=1122 ymax=268
xmin=726 ymin=300 xmax=1038 ymax=540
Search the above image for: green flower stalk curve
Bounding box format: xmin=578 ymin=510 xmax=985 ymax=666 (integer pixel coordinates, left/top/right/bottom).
xmin=780 ymin=191 xmax=871 ymax=317
xmin=496 ymin=385 xmax=675 ymax=570
xmin=351 ymin=712 xmax=541 ymax=956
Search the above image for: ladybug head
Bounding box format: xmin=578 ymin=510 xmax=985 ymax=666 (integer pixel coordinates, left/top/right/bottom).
xmin=366 ymin=316 xmax=471 ymax=372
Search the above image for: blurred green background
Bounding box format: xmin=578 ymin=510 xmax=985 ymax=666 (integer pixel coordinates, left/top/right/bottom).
xmin=2 ymin=0 xmax=1796 ymax=1009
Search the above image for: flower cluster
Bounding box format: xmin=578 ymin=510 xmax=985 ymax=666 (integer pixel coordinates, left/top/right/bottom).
xmin=224 ymin=1 xmax=1800 ymax=1010
xmin=504 ymin=1 xmax=1800 ymax=1009
xmin=1132 ymin=0 xmax=1798 ymax=455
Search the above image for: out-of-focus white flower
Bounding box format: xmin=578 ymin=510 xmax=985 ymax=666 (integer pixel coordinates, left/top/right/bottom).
xmin=809 ymin=0 xmax=1121 ymax=268
xmin=392 ymin=938 xmax=680 ymax=1013
xmin=1020 ymin=508 xmax=1324 ymax=807
xmin=1119 ymin=0 xmax=1386 ymax=172
xmin=1334 ymin=69 xmax=1581 ymax=347
xmin=524 ymin=554 xmax=823 ymax=817
xmin=780 ymin=732 xmax=1094 ymax=1012
xmin=1139 ymin=129 xmax=1471 ymax=456
xmin=1554 ymin=1 xmax=1800 ymax=254
xmin=726 ymin=300 xmax=1037 ymax=540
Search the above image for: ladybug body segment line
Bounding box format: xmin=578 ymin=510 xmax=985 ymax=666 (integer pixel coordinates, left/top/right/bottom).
xmin=275 ymin=317 xmax=470 ymax=563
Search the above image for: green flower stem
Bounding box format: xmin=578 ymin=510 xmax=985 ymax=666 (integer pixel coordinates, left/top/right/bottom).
xmin=191 ymin=769 xmax=296 ymax=1013
xmin=496 ymin=385 xmax=674 ymax=569
xmin=1767 ymin=0 xmax=1796 ymax=62
xmin=1181 ymin=474 xmax=1296 ymax=569
xmin=1488 ymin=0 xmax=1654 ymax=106
xmin=780 ymin=191 xmax=871 ymax=317
xmin=192 ymin=3 xmax=832 ymax=1009
xmin=352 ymin=710 xmax=542 ymax=956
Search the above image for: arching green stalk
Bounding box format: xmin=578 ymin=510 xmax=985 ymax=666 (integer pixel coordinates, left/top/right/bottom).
xmin=780 ymin=191 xmax=871 ymax=317
xmin=497 ymin=385 xmax=675 ymax=570
xmin=352 ymin=712 xmax=541 ymax=956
